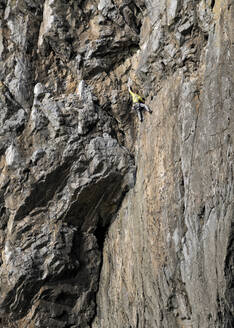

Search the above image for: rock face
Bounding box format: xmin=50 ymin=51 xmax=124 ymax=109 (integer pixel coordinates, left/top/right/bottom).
xmin=0 ymin=0 xmax=233 ymax=327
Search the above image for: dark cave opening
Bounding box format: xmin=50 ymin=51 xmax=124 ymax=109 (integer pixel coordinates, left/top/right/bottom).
xmin=94 ymin=219 xmax=109 ymax=251
xmin=211 ymin=0 xmax=215 ymax=9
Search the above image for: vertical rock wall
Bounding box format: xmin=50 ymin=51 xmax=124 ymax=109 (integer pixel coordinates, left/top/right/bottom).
xmin=0 ymin=0 xmax=233 ymax=327
xmin=93 ymin=1 xmax=234 ymax=328
xmin=0 ymin=1 xmax=139 ymax=327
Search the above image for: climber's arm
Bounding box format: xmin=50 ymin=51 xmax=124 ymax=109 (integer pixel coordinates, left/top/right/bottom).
xmin=128 ymin=87 xmax=134 ymax=97
xmin=129 ymin=87 xmax=145 ymax=103
xmin=137 ymin=94 xmax=144 ymax=103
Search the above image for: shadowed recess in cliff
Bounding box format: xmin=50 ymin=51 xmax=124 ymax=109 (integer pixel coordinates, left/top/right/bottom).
xmin=62 ymin=172 xmax=123 ymax=228
xmin=13 ymin=162 xmax=72 ymax=221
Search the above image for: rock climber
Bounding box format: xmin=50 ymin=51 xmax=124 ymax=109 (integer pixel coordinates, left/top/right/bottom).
xmin=128 ymin=80 xmax=152 ymax=122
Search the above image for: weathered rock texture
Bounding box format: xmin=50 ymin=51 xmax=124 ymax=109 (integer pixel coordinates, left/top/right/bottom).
xmin=0 ymin=0 xmax=233 ymax=327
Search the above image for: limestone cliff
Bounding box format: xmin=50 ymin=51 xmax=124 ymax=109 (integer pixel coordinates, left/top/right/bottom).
xmin=0 ymin=1 xmax=233 ymax=327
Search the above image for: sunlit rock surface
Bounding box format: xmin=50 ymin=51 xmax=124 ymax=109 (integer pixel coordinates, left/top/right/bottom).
xmin=0 ymin=0 xmax=233 ymax=327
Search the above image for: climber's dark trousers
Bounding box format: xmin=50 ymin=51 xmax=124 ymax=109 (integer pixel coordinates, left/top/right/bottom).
xmin=133 ymin=103 xmax=151 ymax=122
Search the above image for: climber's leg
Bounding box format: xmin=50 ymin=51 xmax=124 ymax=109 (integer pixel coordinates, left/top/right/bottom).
xmin=136 ymin=108 xmax=143 ymax=122
xmin=133 ymin=103 xmax=143 ymax=122
xmin=140 ymin=103 xmax=152 ymax=113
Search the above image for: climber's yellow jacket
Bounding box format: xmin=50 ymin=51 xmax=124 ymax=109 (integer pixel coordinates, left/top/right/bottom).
xmin=128 ymin=87 xmax=144 ymax=103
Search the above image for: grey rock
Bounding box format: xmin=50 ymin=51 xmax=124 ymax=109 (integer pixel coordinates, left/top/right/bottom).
xmin=166 ymin=0 xmax=181 ymax=26
xmin=78 ymin=80 xmax=93 ymax=104
xmin=5 ymin=144 xmax=21 ymax=169
xmin=197 ymin=0 xmax=214 ymax=34
xmin=0 ymin=81 xmax=27 ymax=138
xmin=31 ymin=149 xmax=46 ymax=164
xmin=93 ymin=1 xmax=234 ymax=328
xmin=0 ymin=42 xmax=135 ymax=325
xmin=34 ymin=83 xmax=46 ymax=100
xmin=178 ymin=20 xmax=193 ymax=35
xmin=2 ymin=108 xmax=26 ymax=135
xmin=0 ymin=0 xmax=233 ymax=328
